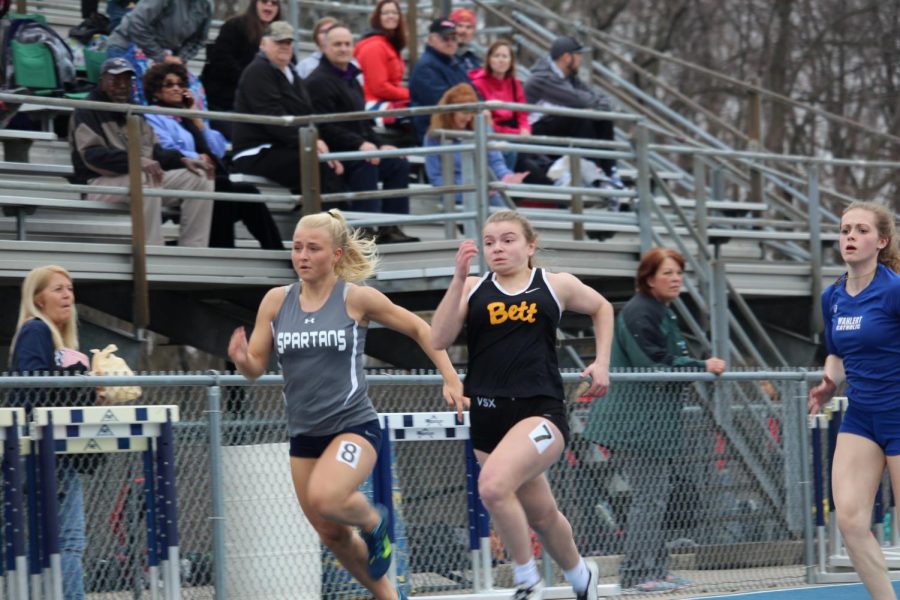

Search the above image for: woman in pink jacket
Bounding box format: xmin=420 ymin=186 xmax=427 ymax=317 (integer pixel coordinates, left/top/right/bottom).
xmin=468 ymin=39 xmax=530 ymax=136
xmin=354 ymin=0 xmax=409 ymax=129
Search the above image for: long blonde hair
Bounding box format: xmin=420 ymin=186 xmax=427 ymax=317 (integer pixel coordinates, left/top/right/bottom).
xmin=11 ymin=265 xmax=79 ymax=362
xmin=295 ymin=209 xmax=379 ymax=282
xmin=843 ymin=201 xmax=900 ymax=273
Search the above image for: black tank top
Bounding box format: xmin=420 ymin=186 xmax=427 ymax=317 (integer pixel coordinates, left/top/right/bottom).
xmin=464 ymin=268 xmax=564 ymax=400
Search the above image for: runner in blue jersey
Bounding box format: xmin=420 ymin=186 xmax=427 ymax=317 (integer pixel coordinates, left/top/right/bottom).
xmin=431 ymin=210 xmax=613 ymax=600
xmin=228 ymin=209 xmax=466 ymax=600
xmin=809 ymin=200 xmax=900 ymax=600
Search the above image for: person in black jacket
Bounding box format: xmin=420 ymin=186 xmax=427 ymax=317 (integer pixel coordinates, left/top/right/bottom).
xmin=68 ymin=57 xmax=214 ymax=246
xmin=230 ymin=21 xmax=344 ymax=196
xmin=200 ymin=0 xmax=281 ymax=135
xmin=307 ymin=25 xmax=417 ymax=244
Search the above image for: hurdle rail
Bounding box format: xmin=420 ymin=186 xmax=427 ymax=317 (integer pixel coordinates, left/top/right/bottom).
xmin=809 ymin=397 xmax=900 ymax=583
xmin=375 ymin=412 xmax=622 ymax=599
xmin=1 ymin=408 xmax=29 ymax=600
xmin=0 ymin=404 xmax=181 ymax=600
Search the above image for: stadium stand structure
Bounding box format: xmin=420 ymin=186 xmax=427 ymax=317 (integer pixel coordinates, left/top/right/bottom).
xmin=0 ymin=0 xmax=885 ymax=375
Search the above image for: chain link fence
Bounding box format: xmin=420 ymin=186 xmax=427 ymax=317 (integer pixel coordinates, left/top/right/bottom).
xmin=0 ymin=370 xmax=816 ymax=599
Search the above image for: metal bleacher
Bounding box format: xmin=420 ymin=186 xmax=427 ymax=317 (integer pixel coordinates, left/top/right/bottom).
xmin=0 ymin=0 xmax=890 ymax=368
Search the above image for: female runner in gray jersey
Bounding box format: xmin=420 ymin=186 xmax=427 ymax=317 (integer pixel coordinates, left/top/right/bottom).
xmin=431 ymin=210 xmax=613 ymax=600
xmin=228 ymin=209 xmax=466 ymax=600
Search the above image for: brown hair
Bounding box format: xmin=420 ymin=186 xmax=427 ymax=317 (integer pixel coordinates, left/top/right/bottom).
xmin=428 ymin=83 xmax=478 ymax=133
xmin=143 ymin=62 xmax=190 ymax=106
xmin=636 ymin=247 xmax=685 ymax=296
xmin=312 ymin=16 xmax=338 ymax=49
xmin=369 ymin=0 xmax=406 ymax=53
xmin=484 ymin=38 xmax=517 ymax=79
xmin=239 ymin=0 xmax=282 ymax=46
xmin=842 ymin=201 xmax=900 ymax=273
xmin=484 ymin=210 xmax=538 ymax=268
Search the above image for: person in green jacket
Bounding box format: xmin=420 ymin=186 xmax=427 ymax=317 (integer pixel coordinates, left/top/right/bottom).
xmin=583 ymin=247 xmax=725 ymax=594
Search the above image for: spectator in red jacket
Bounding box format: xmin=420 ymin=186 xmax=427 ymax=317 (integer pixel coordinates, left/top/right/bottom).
xmin=468 ymin=39 xmax=529 ymax=136
xmin=354 ymin=0 xmax=410 ymax=133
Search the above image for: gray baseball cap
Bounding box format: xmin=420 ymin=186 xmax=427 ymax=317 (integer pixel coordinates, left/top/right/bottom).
xmin=264 ymin=21 xmax=294 ymax=42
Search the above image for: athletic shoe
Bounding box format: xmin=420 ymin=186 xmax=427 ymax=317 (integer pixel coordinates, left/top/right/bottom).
xmin=606 ymin=167 xmax=626 ymax=191
xmin=362 ymin=504 xmax=392 ymax=580
xmin=575 ymin=560 xmax=599 ymax=600
xmin=512 ymin=580 xmax=544 ymax=600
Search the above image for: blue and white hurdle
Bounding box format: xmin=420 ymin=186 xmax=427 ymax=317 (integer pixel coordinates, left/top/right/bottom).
xmin=810 ymin=397 xmax=900 ymax=583
xmin=0 ymin=407 xmax=29 ymax=600
xmin=375 ymin=411 xmax=621 ymax=599
xmin=30 ymin=405 xmax=181 ymax=600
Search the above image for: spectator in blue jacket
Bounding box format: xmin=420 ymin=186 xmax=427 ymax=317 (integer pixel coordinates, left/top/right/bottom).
xmin=143 ymin=62 xmax=284 ymax=249
xmin=408 ymin=18 xmax=472 ymax=140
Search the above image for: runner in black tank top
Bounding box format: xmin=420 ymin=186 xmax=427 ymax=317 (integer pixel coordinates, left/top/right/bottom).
xmin=465 ymin=267 xmax=564 ymax=400
xmin=432 ymin=210 xmax=614 ymax=600
xmin=229 ymin=210 xmax=465 ymax=600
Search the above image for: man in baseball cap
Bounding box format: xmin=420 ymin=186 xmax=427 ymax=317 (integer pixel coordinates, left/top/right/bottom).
xmin=263 ymin=20 xmax=294 ymax=42
xmin=99 ymin=56 xmax=136 ymax=77
xmin=524 ymin=35 xmax=625 ymax=192
xmin=549 ymin=35 xmax=586 ymax=60
xmin=408 ymin=18 xmax=472 ymax=138
xmin=68 ymin=53 xmax=214 ymax=246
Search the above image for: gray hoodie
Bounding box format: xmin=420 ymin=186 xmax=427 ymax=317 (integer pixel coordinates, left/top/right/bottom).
xmin=107 ymin=0 xmax=211 ymax=63
xmin=523 ymin=55 xmax=613 ymax=114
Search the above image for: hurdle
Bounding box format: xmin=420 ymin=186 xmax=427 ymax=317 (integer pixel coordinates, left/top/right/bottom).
xmin=0 ymin=408 xmax=29 ymax=600
xmin=30 ymin=405 xmax=181 ymax=600
xmin=377 ymin=411 xmax=621 ymax=599
xmin=809 ymin=397 xmax=900 ymax=583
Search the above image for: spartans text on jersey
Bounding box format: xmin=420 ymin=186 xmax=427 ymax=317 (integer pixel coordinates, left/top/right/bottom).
xmin=277 ymin=329 xmax=347 ymax=352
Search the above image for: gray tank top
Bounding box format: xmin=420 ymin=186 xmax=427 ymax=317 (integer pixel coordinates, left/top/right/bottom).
xmin=272 ymin=280 xmax=377 ymax=436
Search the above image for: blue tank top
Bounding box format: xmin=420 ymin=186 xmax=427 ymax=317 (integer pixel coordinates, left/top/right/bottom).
xmin=822 ymin=263 xmax=900 ymax=411
xmin=272 ymin=280 xmax=377 ymax=436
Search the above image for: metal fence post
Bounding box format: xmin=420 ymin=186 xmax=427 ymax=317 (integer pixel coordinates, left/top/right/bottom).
xmin=126 ymin=114 xmax=150 ymax=333
xmin=207 ymin=379 xmax=226 ymax=600
xmin=634 ymin=122 xmax=653 ymax=253
xmin=570 ymin=156 xmax=584 ymax=240
xmin=440 ymin=133 xmax=456 ymax=240
xmin=799 ymin=375 xmax=816 ymax=584
xmin=299 ymin=126 xmax=321 ymax=216
xmin=469 ymin=112 xmax=490 ymax=272
xmin=693 ymin=158 xmax=709 ymax=249
xmin=807 ymin=163 xmax=824 ymax=339
xmin=710 ymin=259 xmax=729 ymax=362
xmin=406 ymin=0 xmax=418 ymax=66
xmin=747 ymin=84 xmax=764 ymax=205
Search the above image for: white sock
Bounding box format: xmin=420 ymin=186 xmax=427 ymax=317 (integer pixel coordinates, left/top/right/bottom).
xmin=564 ymin=559 xmax=589 ymax=593
xmin=513 ymin=558 xmax=541 ymax=587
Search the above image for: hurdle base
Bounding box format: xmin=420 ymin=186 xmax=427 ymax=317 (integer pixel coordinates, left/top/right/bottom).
xmin=830 ymin=550 xmax=900 ymax=569
xmin=815 ymin=569 xmax=900 ymax=584
xmin=412 ymin=584 xmax=622 ymax=600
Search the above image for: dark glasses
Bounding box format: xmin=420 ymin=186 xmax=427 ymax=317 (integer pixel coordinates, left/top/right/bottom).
xmin=162 ymin=80 xmax=187 ymax=89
